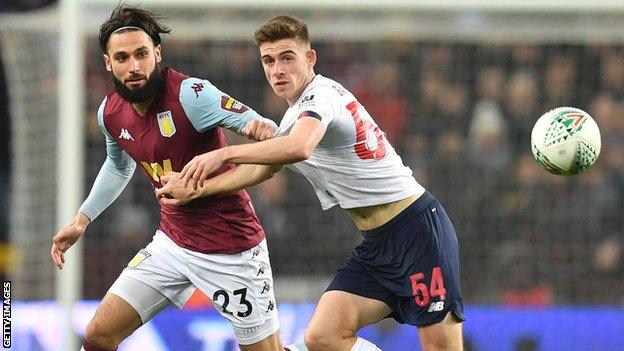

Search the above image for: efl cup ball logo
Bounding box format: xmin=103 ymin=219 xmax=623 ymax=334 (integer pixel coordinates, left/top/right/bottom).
xmin=531 ymin=107 xmax=601 ymax=176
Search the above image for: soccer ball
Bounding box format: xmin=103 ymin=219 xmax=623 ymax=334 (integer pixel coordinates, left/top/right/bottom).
xmin=531 ymin=107 xmax=601 ymax=176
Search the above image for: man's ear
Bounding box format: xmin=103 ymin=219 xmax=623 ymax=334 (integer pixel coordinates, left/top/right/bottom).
xmin=307 ymin=49 xmax=317 ymax=68
xmin=103 ymin=54 xmax=112 ymax=72
xmin=154 ymin=44 xmax=162 ymax=63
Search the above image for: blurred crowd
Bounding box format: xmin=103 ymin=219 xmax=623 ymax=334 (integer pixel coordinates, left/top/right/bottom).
xmin=0 ymin=35 xmax=607 ymax=305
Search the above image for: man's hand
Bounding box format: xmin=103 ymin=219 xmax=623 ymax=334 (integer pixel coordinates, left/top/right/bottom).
xmin=242 ymin=118 xmax=276 ymax=141
xmin=51 ymin=213 xmax=90 ymax=270
xmin=156 ymin=172 xmax=200 ymax=206
xmin=179 ymin=149 xmax=225 ymax=189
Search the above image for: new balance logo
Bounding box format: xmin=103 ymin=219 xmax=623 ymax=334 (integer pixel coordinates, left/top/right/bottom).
xmin=119 ymin=128 xmax=134 ymax=141
xmin=427 ymin=301 xmax=445 ymax=312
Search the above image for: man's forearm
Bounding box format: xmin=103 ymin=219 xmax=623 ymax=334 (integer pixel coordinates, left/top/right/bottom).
xmin=199 ymin=164 xmax=283 ymax=198
xmin=220 ymin=135 xmax=308 ymax=166
xmin=221 ymin=117 xmax=325 ymax=166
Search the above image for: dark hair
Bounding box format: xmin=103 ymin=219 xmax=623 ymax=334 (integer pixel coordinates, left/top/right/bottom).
xmin=253 ymin=15 xmax=309 ymax=46
xmin=99 ymin=4 xmax=171 ymax=54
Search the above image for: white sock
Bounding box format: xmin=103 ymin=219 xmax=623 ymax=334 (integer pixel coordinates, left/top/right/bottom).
xmin=285 ymin=342 xmax=308 ymax=351
xmin=350 ymin=337 xmax=382 ymax=351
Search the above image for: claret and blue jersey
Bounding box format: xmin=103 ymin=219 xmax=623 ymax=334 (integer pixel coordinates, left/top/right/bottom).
xmin=80 ymin=68 xmax=274 ymax=254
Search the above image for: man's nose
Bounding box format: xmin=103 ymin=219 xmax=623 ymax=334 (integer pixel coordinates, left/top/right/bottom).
xmin=273 ymin=61 xmax=285 ymax=76
xmin=129 ymin=57 xmax=140 ymax=72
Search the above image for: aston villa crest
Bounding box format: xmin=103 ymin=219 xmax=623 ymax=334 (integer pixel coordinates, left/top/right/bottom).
xmin=157 ymin=110 xmax=176 ymax=137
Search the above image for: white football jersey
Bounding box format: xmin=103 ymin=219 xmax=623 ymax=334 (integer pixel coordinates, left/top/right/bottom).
xmin=275 ymin=75 xmax=425 ymax=210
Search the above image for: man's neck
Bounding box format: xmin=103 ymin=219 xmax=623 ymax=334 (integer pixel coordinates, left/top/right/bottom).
xmin=132 ymin=97 xmax=154 ymax=116
xmin=287 ymin=72 xmax=316 ymax=106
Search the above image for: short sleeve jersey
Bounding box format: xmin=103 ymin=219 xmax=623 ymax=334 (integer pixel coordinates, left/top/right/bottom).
xmin=97 ymin=68 xmax=266 ymax=254
xmin=275 ymin=75 xmax=424 ymax=210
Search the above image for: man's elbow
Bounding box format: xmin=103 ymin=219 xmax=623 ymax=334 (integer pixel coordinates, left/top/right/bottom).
xmin=289 ymin=144 xmax=314 ymax=162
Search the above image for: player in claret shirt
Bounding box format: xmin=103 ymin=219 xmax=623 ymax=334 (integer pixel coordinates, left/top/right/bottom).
xmin=51 ymin=5 xmax=285 ymax=351
xmin=163 ymin=15 xmax=465 ymax=351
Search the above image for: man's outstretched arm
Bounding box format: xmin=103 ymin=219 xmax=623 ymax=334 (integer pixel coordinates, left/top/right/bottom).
xmin=156 ymin=164 xmax=283 ymax=206
xmin=179 ymin=117 xmax=324 ymax=187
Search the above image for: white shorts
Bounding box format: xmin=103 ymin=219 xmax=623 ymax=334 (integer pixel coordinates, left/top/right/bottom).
xmin=108 ymin=230 xmax=279 ymax=345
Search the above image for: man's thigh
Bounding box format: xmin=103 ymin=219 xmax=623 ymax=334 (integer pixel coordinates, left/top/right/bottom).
xmin=308 ymin=290 xmax=393 ymax=335
xmin=239 ymin=331 xmax=283 ymax=351
xmin=417 ymin=312 xmax=463 ymax=351
xmin=185 ymin=239 xmax=281 ymax=346
xmin=88 ymin=293 xmax=142 ymax=342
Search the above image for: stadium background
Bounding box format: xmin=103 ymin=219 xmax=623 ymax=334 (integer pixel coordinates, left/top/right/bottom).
xmin=1 ymin=0 xmax=624 ymax=350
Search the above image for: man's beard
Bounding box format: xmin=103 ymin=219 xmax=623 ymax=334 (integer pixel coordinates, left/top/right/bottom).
xmin=112 ymin=65 xmax=164 ymax=103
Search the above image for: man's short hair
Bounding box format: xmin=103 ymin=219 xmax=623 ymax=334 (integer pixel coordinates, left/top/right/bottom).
xmin=99 ymin=4 xmax=171 ymax=54
xmin=253 ymin=15 xmax=309 ymax=46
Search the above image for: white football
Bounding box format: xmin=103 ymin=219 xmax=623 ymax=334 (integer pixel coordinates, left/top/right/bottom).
xmin=531 ymin=107 xmax=601 ymax=176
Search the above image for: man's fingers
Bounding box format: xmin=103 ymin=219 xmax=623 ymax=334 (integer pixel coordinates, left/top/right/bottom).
xmin=182 ymin=163 xmax=199 ymax=188
xmin=182 ymin=170 xmax=194 ymax=188
xmin=52 ymin=248 xmax=64 ymax=269
xmin=159 ymin=197 xmax=179 ymax=206
xmin=160 ymin=173 xmax=172 ymax=185
xmin=198 ymin=169 xmax=210 ymax=184
xmin=155 ymin=188 xmax=166 ymax=199
xmin=51 ymin=247 xmax=59 ymax=267
xmin=180 ymin=163 xmax=192 ymax=180
xmin=242 ymin=127 xmax=251 ymax=137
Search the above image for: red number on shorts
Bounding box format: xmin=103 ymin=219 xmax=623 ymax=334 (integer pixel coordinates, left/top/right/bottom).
xmin=346 ymin=101 xmax=387 ymax=160
xmin=410 ymin=272 xmax=430 ymax=307
xmin=410 ymin=266 xmax=447 ymax=307
xmin=430 ymin=266 xmax=447 ymax=300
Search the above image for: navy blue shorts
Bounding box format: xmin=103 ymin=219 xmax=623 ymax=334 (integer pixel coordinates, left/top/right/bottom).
xmin=326 ymin=191 xmax=465 ymax=326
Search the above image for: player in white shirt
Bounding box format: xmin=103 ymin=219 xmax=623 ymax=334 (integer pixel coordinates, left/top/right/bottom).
xmin=158 ymin=16 xmax=464 ymax=351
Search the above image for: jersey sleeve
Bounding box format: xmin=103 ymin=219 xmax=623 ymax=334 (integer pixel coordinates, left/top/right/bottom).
xmin=293 ymin=88 xmax=336 ymax=131
xmin=179 ymin=77 xmax=277 ymax=134
xmin=78 ymin=97 xmax=136 ymax=221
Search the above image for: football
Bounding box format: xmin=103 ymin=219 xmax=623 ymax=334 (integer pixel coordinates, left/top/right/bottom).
xmin=531 ymin=107 xmax=601 ymax=176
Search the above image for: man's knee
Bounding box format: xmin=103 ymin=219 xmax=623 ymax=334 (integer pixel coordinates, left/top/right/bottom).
xmin=422 ymin=339 xmax=463 ymax=351
xmin=84 ymin=318 xmax=123 ymax=350
xmin=304 ymin=325 xmax=353 ymax=351
xmin=419 ymin=316 xmax=463 ymax=351
xmin=304 ymin=328 xmax=332 ymax=351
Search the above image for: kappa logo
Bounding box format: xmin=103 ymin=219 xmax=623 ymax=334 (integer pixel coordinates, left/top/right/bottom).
xmin=261 ymin=281 xmax=271 ymax=294
xmin=191 ymin=82 xmax=205 ymax=98
xmin=220 ymin=96 xmax=249 ymax=114
xmin=257 ymin=263 xmax=267 ymax=276
xmin=119 ymin=128 xmax=134 ymax=141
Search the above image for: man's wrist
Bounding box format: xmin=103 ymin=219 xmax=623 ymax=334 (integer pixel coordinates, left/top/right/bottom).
xmin=196 ymin=183 xmax=212 ymax=199
xmin=219 ymin=146 xmax=233 ymax=165
xmin=76 ymin=212 xmax=91 ymax=224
